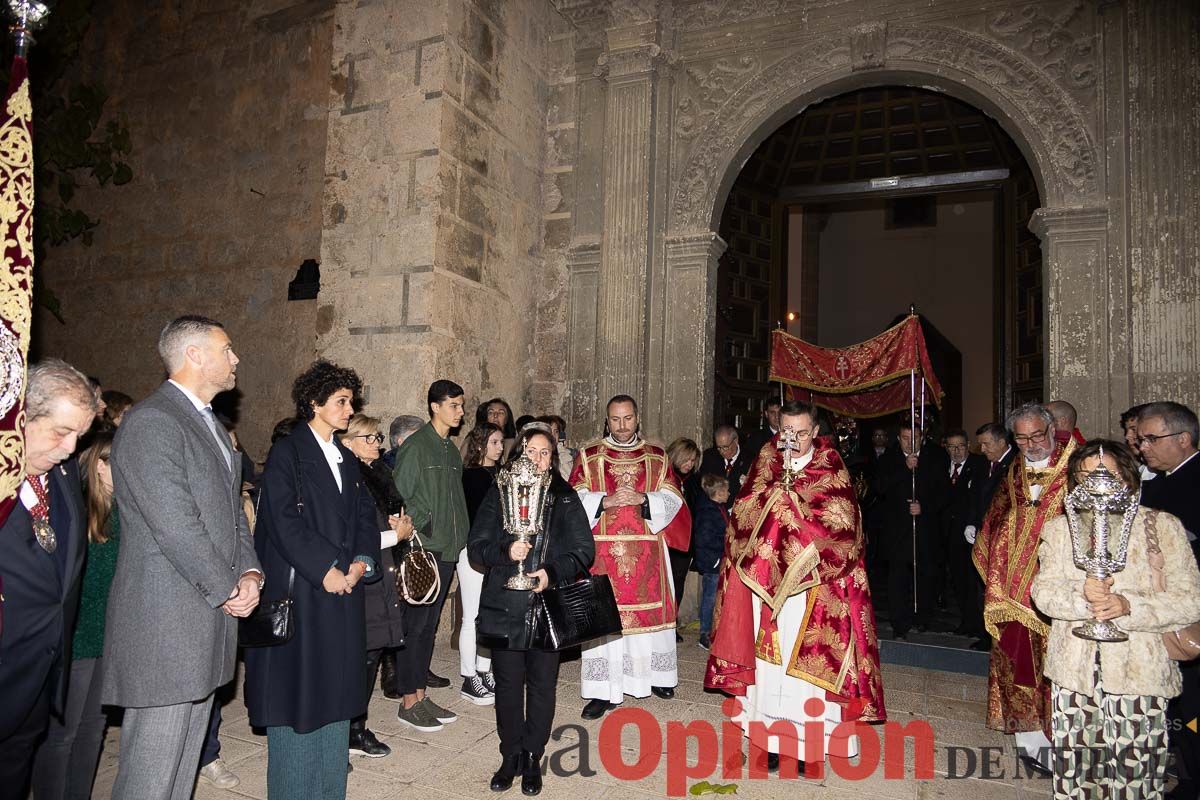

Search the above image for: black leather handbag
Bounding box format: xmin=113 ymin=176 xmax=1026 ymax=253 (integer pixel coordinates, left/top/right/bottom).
xmin=239 ymin=449 xmax=303 ymax=648
xmin=534 ymin=573 xmax=622 ymax=651
xmin=528 ymin=497 xmax=621 ymax=650
xmin=238 ymin=567 xmax=295 ymax=647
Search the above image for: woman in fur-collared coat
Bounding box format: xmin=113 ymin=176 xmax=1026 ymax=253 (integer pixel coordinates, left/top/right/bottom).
xmin=1032 ymin=439 xmax=1200 ymax=800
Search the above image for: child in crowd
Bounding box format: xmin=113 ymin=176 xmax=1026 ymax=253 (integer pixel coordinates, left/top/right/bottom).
xmin=693 ymin=473 xmax=730 ymax=650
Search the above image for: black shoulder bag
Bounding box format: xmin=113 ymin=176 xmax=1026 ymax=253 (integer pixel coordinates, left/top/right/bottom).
xmin=238 ymin=450 xmax=302 ymax=648
xmin=530 ymin=494 xmax=622 ymax=651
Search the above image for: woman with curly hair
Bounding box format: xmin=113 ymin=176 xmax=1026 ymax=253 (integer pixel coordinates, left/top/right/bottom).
xmin=244 ymin=361 xmax=382 ymax=800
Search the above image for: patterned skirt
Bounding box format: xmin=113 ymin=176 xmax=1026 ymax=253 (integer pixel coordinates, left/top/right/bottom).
xmin=1050 ymin=657 xmax=1169 ymax=799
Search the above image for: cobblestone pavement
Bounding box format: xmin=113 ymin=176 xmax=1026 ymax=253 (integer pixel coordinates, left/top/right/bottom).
xmin=89 ymin=629 xmax=1058 ymax=799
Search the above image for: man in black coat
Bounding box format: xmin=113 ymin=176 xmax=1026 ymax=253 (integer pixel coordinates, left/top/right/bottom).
xmin=874 ymin=423 xmax=950 ymax=638
xmin=941 ymin=429 xmax=989 ymax=637
xmin=1136 ymin=402 xmax=1200 ymax=800
xmin=699 ymin=424 xmax=753 ymax=504
xmin=742 ymin=396 xmax=782 ymax=467
xmin=0 ymin=360 xmax=97 ymax=800
xmin=961 ymin=422 xmax=1016 ymax=648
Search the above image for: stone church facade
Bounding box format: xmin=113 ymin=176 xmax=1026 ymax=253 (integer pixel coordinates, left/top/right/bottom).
xmin=38 ymin=0 xmax=1198 ymax=454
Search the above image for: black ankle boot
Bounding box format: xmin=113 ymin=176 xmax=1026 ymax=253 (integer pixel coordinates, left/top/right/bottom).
xmin=520 ymin=750 xmax=542 ymax=796
xmin=380 ymin=651 xmax=400 ymax=699
xmin=491 ymin=753 xmax=520 ymax=792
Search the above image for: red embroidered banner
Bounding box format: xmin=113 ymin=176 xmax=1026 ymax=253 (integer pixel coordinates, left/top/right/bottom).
xmin=0 ymin=56 xmax=35 ymax=527
xmin=768 ymin=315 xmax=943 ymax=419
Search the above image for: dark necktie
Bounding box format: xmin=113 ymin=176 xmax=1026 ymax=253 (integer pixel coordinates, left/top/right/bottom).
xmin=725 ymin=460 xmax=733 ymax=476
xmin=951 ymin=464 xmax=961 ymax=485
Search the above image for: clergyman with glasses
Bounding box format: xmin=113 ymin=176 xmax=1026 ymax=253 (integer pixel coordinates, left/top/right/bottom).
xmin=704 ymin=401 xmax=885 ymax=775
xmin=971 ymin=401 xmax=1079 ymax=776
xmin=1136 ymin=401 xmax=1200 ymax=799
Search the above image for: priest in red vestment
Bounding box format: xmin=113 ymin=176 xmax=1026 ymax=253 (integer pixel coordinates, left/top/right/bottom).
xmin=705 ymin=401 xmax=885 ymax=771
xmin=569 ymin=395 xmax=691 ymax=719
xmin=972 ymin=402 xmax=1077 ymax=775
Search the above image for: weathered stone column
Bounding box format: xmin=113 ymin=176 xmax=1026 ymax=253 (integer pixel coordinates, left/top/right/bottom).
xmin=1031 ymin=206 xmax=1111 ymax=436
xmin=662 ymin=231 xmax=727 ymax=443
xmin=594 ymin=21 xmax=661 ymax=410
xmin=565 ymin=239 xmax=603 ymax=438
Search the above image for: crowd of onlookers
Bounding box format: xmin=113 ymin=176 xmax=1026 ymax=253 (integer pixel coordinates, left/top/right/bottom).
xmin=2 ymin=313 xmax=1197 ymax=799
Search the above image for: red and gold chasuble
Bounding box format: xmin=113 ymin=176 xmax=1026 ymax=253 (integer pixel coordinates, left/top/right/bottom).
xmin=972 ymin=436 xmax=1076 ymax=734
xmin=704 ymin=438 xmax=885 ymax=723
xmin=569 ymin=439 xmax=690 ymax=634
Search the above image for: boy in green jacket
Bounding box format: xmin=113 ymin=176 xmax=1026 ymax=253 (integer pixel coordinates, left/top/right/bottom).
xmin=391 ymin=379 xmax=469 ymax=731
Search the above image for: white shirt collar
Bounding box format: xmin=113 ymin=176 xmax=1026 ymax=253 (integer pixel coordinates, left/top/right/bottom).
xmin=167 ymin=379 xmax=209 ymax=412
xmin=1025 ymin=454 xmax=1051 ymax=469
xmin=997 ymin=446 xmax=1013 ymax=464
xmin=1168 ymin=450 xmax=1199 ymax=477
xmin=309 ymin=424 xmax=344 ymax=490
xmin=604 ymin=434 xmax=643 ymax=450
xmin=787 ymin=449 xmax=814 ymax=471
xmin=726 ymin=446 xmax=740 ymax=464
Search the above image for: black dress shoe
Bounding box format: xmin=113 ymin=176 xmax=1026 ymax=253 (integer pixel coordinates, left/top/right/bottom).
xmin=491 ymin=754 xmax=520 ymax=792
xmin=581 ymin=699 xmax=614 ymax=719
xmin=1018 ymin=754 xmax=1053 ymax=777
xmin=380 ymin=651 xmax=401 ymax=699
xmin=349 ymin=727 xmax=391 ymax=758
xmin=651 ymin=686 xmax=675 ymax=700
xmin=520 ymin=750 xmax=542 ymax=796
xmin=426 ymin=669 xmax=450 ymax=688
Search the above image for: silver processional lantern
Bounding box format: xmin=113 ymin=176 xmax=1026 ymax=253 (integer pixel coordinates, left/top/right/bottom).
xmin=497 ymin=455 xmax=552 ymax=591
xmin=1064 ymin=447 xmax=1140 ymax=642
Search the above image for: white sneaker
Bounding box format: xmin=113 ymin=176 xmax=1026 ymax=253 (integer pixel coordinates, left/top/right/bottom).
xmin=198 ymin=758 xmax=241 ymax=790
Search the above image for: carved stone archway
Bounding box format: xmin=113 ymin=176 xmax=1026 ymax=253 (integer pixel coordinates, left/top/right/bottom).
xmin=657 ymin=23 xmax=1111 ymax=443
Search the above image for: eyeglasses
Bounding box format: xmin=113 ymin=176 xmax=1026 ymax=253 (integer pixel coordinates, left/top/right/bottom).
xmin=1137 ymin=431 xmax=1185 ymax=447
xmin=1013 ymin=425 xmax=1050 ymax=446
xmin=354 ymin=433 xmax=385 ymax=445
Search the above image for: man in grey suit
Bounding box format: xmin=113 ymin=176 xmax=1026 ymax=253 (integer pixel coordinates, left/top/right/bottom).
xmin=103 ymin=315 xmax=262 ymax=799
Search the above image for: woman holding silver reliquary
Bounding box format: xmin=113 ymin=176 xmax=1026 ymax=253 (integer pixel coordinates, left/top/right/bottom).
xmin=467 ymin=427 xmax=594 ymax=796
xmin=1031 ymin=439 xmax=1200 ymax=799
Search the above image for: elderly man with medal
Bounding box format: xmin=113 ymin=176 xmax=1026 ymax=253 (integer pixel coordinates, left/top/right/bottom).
xmin=704 ymin=400 xmax=885 ymax=774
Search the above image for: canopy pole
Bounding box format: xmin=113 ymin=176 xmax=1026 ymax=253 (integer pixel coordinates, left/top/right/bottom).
xmin=910 ymin=367 xmax=918 ymax=617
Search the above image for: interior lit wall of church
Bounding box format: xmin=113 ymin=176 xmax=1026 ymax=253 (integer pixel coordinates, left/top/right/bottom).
xmin=787 ymin=192 xmax=996 ymax=430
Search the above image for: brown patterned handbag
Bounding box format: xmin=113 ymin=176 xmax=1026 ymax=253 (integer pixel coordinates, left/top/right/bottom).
xmin=1143 ymin=511 xmax=1200 ymax=660
xmin=396 ymin=528 xmax=440 ymax=605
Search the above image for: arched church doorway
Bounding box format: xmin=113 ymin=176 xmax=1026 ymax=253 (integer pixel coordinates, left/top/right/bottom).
xmin=714 ymin=86 xmax=1044 ymax=437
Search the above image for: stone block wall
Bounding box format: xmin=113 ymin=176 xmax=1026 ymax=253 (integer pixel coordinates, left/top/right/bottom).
xmin=1123 ymin=0 xmax=1200 ymax=410
xmin=316 ymin=0 xmax=571 ymax=429
xmin=34 ymin=0 xmax=334 ymax=458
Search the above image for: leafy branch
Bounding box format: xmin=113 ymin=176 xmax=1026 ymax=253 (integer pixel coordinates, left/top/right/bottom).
xmin=1 ymin=0 xmax=133 ymax=322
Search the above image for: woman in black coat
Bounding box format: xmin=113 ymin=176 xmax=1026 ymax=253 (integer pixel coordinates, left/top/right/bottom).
xmin=468 ymin=428 xmax=594 ymax=796
xmin=338 ymin=413 xmax=414 ymax=759
xmin=244 ymin=362 xmax=381 ymax=800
